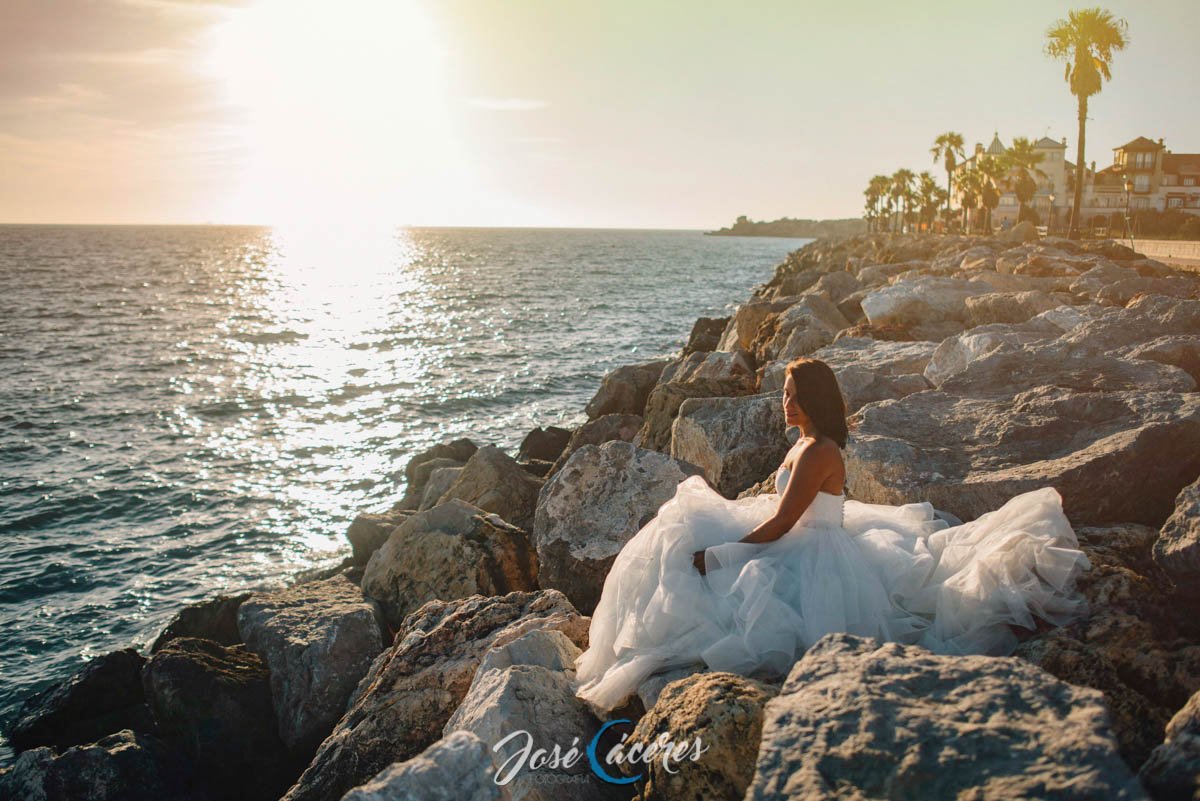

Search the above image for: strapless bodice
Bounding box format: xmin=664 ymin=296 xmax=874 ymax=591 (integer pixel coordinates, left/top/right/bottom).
xmin=775 ymin=466 xmax=844 ymax=529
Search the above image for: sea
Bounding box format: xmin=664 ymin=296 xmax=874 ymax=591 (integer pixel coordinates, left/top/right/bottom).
xmin=0 ymin=224 xmax=810 ymax=763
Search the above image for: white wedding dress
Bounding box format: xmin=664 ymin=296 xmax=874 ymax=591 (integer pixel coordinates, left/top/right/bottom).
xmin=573 ymin=453 xmax=1093 ymax=713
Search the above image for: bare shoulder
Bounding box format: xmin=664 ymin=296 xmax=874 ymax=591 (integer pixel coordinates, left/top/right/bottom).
xmin=792 ymin=436 xmax=844 ymax=487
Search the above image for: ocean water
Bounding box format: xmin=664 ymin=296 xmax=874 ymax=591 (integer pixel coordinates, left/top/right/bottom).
xmin=0 ymin=224 xmax=809 ymax=762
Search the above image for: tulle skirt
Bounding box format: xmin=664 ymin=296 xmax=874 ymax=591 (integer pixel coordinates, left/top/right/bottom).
xmin=573 ymin=476 xmax=1092 ymax=712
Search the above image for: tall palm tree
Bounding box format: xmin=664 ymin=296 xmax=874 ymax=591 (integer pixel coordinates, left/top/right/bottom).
xmin=1002 ymin=136 xmax=1049 ymax=222
xmin=930 ymin=132 xmax=965 ymax=223
xmin=977 ymin=155 xmax=1006 ymax=233
xmin=916 ymin=172 xmax=941 ymax=233
xmin=1045 ymin=7 xmax=1130 ymax=239
xmin=890 ymin=169 xmax=915 ymax=233
xmin=863 ymin=174 xmax=891 ymax=232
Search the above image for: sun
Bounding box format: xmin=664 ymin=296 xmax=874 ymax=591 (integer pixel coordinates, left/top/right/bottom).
xmin=201 ymin=0 xmax=474 ymax=228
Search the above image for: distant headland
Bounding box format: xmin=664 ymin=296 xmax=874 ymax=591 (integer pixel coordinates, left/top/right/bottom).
xmin=705 ymin=215 xmax=867 ymax=238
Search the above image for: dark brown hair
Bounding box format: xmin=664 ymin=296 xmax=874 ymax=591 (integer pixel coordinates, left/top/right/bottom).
xmin=785 ymin=358 xmax=849 ymax=449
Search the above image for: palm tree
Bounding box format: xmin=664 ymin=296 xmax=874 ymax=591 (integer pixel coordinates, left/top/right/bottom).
xmin=930 ymin=132 xmax=965 ymax=223
xmin=977 ymin=155 xmax=1006 ymax=233
xmin=890 ymin=169 xmax=915 ymax=233
xmin=916 ymin=172 xmax=944 ymax=233
xmin=1002 ymin=136 xmax=1049 ymax=222
xmin=1045 ymin=8 xmax=1130 ymax=239
xmin=863 ymin=174 xmax=891 ymax=232
xmin=957 ymin=167 xmax=983 ymax=233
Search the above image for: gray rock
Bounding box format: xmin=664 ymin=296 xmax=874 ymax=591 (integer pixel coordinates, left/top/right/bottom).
xmin=1138 ymin=689 xmax=1200 ymax=801
xmin=475 ymin=628 xmax=581 ymax=677
xmin=281 ymin=590 xmax=589 ymax=801
xmin=922 ymin=319 xmax=1060 ymax=387
xmin=744 ymin=633 xmax=1148 ymax=801
xmin=847 ymin=386 xmax=1200 ymax=526
xmin=636 ymin=378 xmax=756 ymax=453
xmin=399 ymin=457 xmax=464 ymax=510
xmin=670 ymin=392 xmax=791 ymax=498
xmin=658 ymin=349 xmax=756 ymax=389
xmin=434 ymin=445 xmax=544 ymax=531
xmin=860 ymin=276 xmax=992 ymax=327
xmin=1096 ymin=274 xmax=1200 ymax=307
xmin=534 ymin=441 xmax=702 ymax=614
xmin=1122 ymin=334 xmax=1200 ymax=385
xmin=716 ymin=296 xmax=798 ymax=352
xmin=238 ymin=574 xmax=387 ymax=755
xmin=399 ymin=439 xmax=477 ymax=509
xmin=419 ymin=465 xmax=462 ymax=511
xmin=340 ymin=731 xmax=511 ymax=801
xmin=1153 ymin=476 xmax=1200 ymax=591
xmin=584 ymin=360 xmax=669 ymax=419
xmin=963 ymin=290 xmax=1066 ymax=326
xmin=682 ymin=316 xmax=730 ymax=356
xmin=1058 ymin=294 xmax=1200 ymax=352
xmin=362 ymin=500 xmax=538 ymax=629
xmin=627 ymin=672 xmax=776 ymax=801
xmin=344 ymin=510 xmax=411 ymax=567
xmin=751 ymin=294 xmax=849 ymax=364
xmin=151 ymin=592 xmax=251 ymax=653
xmin=548 ymin=413 xmax=644 ymax=475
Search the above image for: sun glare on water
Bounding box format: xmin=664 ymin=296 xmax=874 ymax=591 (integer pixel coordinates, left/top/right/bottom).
xmin=203 ymin=0 xmax=471 ymax=231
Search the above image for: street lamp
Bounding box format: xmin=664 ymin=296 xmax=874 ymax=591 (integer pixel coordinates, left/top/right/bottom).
xmin=1048 ymin=193 xmax=1056 ymax=235
xmin=1124 ymin=177 xmax=1134 ymax=248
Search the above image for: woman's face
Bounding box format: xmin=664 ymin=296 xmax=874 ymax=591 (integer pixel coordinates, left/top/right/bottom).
xmin=783 ymin=372 xmax=805 ymax=427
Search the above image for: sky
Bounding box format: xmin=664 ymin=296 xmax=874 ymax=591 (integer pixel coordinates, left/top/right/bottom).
xmin=1 ymin=0 xmax=1198 ymax=229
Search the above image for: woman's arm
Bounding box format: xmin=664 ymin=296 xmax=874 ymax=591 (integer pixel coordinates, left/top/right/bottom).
xmin=737 ymin=445 xmax=830 ymax=544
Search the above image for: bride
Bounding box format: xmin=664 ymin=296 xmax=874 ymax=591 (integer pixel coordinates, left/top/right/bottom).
xmin=573 ymin=357 xmax=1092 ymax=713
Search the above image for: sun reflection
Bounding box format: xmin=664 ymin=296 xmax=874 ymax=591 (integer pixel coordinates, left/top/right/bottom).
xmin=202 ymin=0 xmax=475 ymax=228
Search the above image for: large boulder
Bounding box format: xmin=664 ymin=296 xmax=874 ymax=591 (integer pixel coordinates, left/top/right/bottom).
xmin=1058 ymin=294 xmax=1200 ymax=352
xmin=1121 ymin=334 xmax=1200 ymax=385
xmin=362 ymin=500 xmax=538 ymax=629
xmin=670 ymin=392 xmax=794 ymax=499
xmin=847 ymin=386 xmax=1200 ymax=527
xmin=517 ymin=426 xmax=571 ymax=464
xmin=859 ymin=276 xmax=992 ymax=327
xmin=548 ymin=413 xmax=643 ymax=475
xmin=340 ymin=730 xmax=511 ymax=801
xmin=744 ymin=633 xmax=1147 ymax=801
xmin=624 ymin=672 xmax=777 ymax=801
xmin=433 ymin=445 xmax=544 ymax=531
xmin=584 ymin=360 xmax=669 ymax=419
xmin=237 ymin=573 xmax=387 ymax=756
xmin=534 ymin=441 xmax=703 ymax=614
xmin=398 ymin=438 xmax=477 ymax=509
xmin=142 ymin=637 xmax=295 ymax=800
xmin=637 ymin=378 xmax=757 ymax=453
xmin=963 ymin=290 xmax=1067 ymax=327
xmin=682 ymin=316 xmax=730 ymax=356
xmin=1153 ymin=475 xmax=1200 ymax=592
xmin=749 ymin=294 xmax=850 ymax=364
xmin=658 ymin=349 xmax=756 ymax=390
xmin=922 ymin=318 xmax=1064 ymax=387
xmin=1096 ymin=274 xmax=1200 ymax=307
xmin=281 ymin=590 xmax=588 ymax=801
xmin=419 ymin=466 xmax=463 ymax=510
xmin=8 ymin=649 xmax=152 ymax=753
xmin=1138 ymin=689 xmax=1200 ymax=801
xmin=344 ymin=510 xmax=411 ymax=567
xmin=716 ymin=297 xmax=797 ymax=352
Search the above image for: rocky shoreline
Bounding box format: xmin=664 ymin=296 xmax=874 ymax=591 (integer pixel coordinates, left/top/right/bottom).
xmin=3 ymin=226 xmax=1200 ymax=801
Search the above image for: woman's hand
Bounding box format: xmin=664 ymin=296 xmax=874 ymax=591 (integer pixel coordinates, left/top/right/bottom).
xmin=692 ymin=549 xmax=707 ymax=575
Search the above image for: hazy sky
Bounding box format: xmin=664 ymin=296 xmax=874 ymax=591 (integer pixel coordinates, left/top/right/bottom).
xmin=2 ymin=0 xmax=1197 ymax=228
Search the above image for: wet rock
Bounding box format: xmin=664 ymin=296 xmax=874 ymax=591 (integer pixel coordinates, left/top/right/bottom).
xmin=744 ymin=633 xmax=1147 ymax=801
xmin=8 ymin=649 xmax=152 ymax=754
xmin=237 ymin=574 xmax=387 ymax=756
xmin=534 ymin=441 xmax=702 ymax=614
xmin=362 ymin=500 xmax=538 ymax=629
xmin=0 ymin=730 xmax=193 ymax=801
xmin=142 ymin=637 xmax=295 ymax=800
